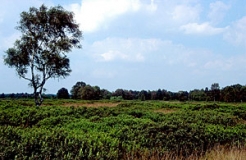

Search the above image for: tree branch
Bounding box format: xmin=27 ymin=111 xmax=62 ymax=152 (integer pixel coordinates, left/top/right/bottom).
xmin=18 ymin=73 xmax=32 ymax=81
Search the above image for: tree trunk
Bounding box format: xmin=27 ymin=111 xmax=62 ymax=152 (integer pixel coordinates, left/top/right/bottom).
xmin=34 ymin=91 xmax=43 ymax=106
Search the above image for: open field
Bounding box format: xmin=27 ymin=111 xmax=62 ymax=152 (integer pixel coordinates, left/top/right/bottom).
xmin=1 ymin=99 xmax=246 ymax=159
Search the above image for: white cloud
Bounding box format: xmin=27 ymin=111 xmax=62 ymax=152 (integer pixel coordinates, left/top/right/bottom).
xmin=70 ymin=0 xmax=141 ymax=32
xmin=84 ymin=37 xmax=246 ymax=73
xmin=89 ymin=38 xmax=163 ymax=62
xmin=180 ymin=22 xmax=226 ymax=35
xmin=101 ymin=50 xmax=128 ymax=61
xmin=171 ymin=3 xmax=201 ymax=24
xmin=224 ymin=16 xmax=246 ymax=47
xmin=69 ymin=0 xmax=159 ymax=33
xmin=208 ymin=1 xmax=230 ymax=24
xmin=84 ymin=37 xmax=208 ymax=70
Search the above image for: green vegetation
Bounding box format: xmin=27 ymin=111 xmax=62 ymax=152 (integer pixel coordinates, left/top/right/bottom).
xmin=1 ymin=100 xmax=246 ymax=159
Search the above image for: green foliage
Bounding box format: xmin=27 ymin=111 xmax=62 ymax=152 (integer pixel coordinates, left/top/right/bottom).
xmin=70 ymin=81 xmax=86 ymax=99
xmin=70 ymin=82 xmax=101 ymax=100
xmin=189 ymin=89 xmax=207 ymax=101
xmin=57 ymin=87 xmax=70 ymax=99
xmin=1 ymin=100 xmax=246 ymax=158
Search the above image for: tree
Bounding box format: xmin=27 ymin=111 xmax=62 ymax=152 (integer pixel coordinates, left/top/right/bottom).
xmin=113 ymin=89 xmax=125 ymax=99
xmin=240 ymin=86 xmax=246 ymax=102
xmin=0 ymin=93 xmax=5 ymax=98
xmin=189 ymin=89 xmax=206 ymax=101
xmin=211 ymin=83 xmax=220 ymax=90
xmin=93 ymin=86 xmax=101 ymax=100
xmin=156 ymin=89 xmax=164 ymax=100
xmin=210 ymin=83 xmax=220 ymax=101
xmin=123 ymin=90 xmax=134 ymax=100
xmin=100 ymin=89 xmax=112 ymax=99
xmin=138 ymin=90 xmax=147 ymax=101
xmin=70 ymin=81 xmax=86 ymax=99
xmin=70 ymin=82 xmax=103 ymax=100
xmin=221 ymin=84 xmax=243 ymax=102
xmin=57 ymin=87 xmax=69 ymax=99
xmin=4 ymin=5 xmax=82 ymax=106
xmin=178 ymin=91 xmax=188 ymax=101
xmin=81 ymin=85 xmax=95 ymax=100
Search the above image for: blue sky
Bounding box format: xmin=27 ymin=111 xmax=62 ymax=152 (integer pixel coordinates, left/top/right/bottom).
xmin=1 ymin=0 xmax=246 ymax=94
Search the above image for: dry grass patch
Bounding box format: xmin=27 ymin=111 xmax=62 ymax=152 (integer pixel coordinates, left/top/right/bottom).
xmin=154 ymin=108 xmax=177 ymax=114
xmin=201 ymin=146 xmax=246 ymax=160
xmin=242 ymin=119 xmax=246 ymax=125
xmin=124 ymin=146 xmax=246 ymax=160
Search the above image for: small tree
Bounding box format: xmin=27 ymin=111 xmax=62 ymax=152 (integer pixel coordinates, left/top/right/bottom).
xmin=57 ymin=87 xmax=70 ymax=99
xmin=4 ymin=5 xmax=82 ymax=106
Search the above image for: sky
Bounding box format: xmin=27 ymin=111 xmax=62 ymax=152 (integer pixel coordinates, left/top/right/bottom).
xmin=1 ymin=0 xmax=246 ymax=94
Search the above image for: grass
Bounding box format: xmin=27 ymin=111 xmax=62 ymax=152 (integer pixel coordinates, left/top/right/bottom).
xmin=123 ymin=145 xmax=246 ymax=160
xmin=201 ymin=145 xmax=246 ymax=160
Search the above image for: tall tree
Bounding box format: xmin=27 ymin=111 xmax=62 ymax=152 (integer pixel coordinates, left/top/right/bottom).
xmin=4 ymin=5 xmax=82 ymax=106
xmin=210 ymin=83 xmax=220 ymax=101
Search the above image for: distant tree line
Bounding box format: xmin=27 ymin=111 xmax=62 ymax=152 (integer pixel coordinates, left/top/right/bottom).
xmin=66 ymin=82 xmax=246 ymax=102
xmin=0 ymin=93 xmax=55 ymax=99
xmin=2 ymin=82 xmax=246 ymax=102
xmin=189 ymin=83 xmax=246 ymax=102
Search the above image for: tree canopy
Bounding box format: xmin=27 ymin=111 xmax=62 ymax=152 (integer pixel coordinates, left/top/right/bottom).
xmin=4 ymin=5 xmax=82 ymax=106
xmin=57 ymin=87 xmax=70 ymax=99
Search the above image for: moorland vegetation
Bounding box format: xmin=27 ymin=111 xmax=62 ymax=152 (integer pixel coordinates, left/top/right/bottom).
xmin=1 ymin=99 xmax=246 ymax=159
